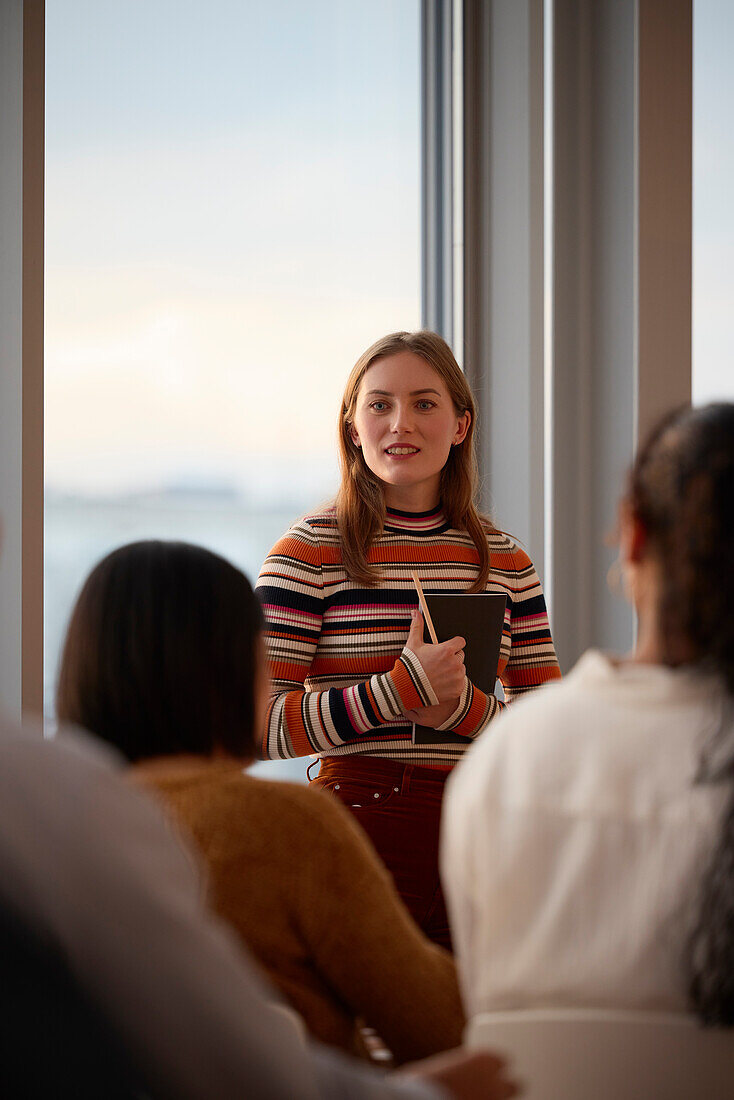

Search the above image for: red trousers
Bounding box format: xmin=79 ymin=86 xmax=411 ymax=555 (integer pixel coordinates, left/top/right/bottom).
xmin=312 ymin=755 xmax=453 ymax=951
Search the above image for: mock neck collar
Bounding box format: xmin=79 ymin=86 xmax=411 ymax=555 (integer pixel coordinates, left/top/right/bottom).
xmin=384 ymin=504 xmax=448 ymax=533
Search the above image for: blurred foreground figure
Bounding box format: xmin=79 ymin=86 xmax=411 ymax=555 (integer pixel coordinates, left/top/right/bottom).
xmin=0 ymin=714 xmax=515 ymax=1100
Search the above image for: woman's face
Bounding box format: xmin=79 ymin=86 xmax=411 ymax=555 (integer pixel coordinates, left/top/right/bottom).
xmin=350 ymin=351 xmax=470 ymax=511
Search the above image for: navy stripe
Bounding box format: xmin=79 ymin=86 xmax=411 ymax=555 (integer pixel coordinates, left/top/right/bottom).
xmin=328 ymin=687 xmax=358 ymax=739
xmin=323 ymin=586 xmax=467 ymax=611
xmin=258 ymin=586 xmax=323 ymax=618
xmin=514 ymin=628 xmax=557 ymax=643
xmin=510 ymin=594 xmax=549 ymax=618
xmin=386 ymin=506 xmax=444 ymax=519
xmin=356 ymin=682 xmax=381 ymax=727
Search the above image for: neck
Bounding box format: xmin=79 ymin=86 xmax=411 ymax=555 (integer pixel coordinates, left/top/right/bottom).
xmin=383 ymin=481 xmax=441 ymax=513
xmin=628 ymin=559 xmax=665 ymax=664
xmin=134 ymin=751 xmax=252 ymax=772
xmin=632 ymin=613 xmax=665 ymax=664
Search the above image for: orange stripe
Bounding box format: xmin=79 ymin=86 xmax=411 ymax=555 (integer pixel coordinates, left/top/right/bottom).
xmin=310 ymin=657 xmax=396 ymax=676
xmin=284 ymin=693 xmax=314 ymax=756
xmin=454 ymin=686 xmax=488 ymax=735
xmin=266 ymin=629 xmax=320 ymax=643
xmin=266 ymin=535 xmax=322 ymax=567
xmin=388 ymin=660 xmax=424 ymax=711
xmin=269 ymin=661 xmax=309 ymax=681
xmin=368 ymin=544 xmax=480 ymax=566
xmin=363 ymin=679 xmax=381 ymax=718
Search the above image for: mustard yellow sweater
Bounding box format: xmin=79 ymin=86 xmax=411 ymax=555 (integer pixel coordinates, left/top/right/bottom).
xmin=132 ymin=758 xmax=465 ymax=1062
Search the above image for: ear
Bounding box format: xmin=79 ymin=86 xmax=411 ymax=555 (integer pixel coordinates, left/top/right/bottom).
xmin=618 ymin=502 xmax=647 ymax=568
xmin=452 ymin=409 xmax=471 ymax=446
xmin=348 ymin=423 xmax=361 ymax=447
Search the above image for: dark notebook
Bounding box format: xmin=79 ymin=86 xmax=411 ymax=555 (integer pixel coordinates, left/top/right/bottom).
xmin=412 ymin=592 xmax=507 ymax=745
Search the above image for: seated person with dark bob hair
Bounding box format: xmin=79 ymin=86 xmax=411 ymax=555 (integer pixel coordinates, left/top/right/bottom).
xmin=55 ymin=540 xmax=465 ymax=1063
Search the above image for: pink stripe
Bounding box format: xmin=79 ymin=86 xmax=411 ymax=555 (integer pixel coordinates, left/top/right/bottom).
xmin=328 ymin=602 xmax=416 ymax=618
xmin=344 ymin=686 xmax=367 ymax=732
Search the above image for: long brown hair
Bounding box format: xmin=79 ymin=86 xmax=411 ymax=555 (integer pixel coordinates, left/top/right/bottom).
xmin=336 ymin=330 xmax=491 ymax=591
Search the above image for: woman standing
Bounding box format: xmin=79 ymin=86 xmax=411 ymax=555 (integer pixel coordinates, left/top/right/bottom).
xmin=257 ymin=331 xmax=560 ymax=947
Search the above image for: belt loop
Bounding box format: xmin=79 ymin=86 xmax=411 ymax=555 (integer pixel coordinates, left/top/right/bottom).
xmin=402 ymin=764 xmax=413 ymax=795
xmin=306 ymin=758 xmax=320 ymax=783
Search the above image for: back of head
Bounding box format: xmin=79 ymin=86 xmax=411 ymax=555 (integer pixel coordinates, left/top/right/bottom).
xmin=630 ymin=404 xmax=734 ymax=1026
xmin=56 ymin=540 xmax=263 ymax=762
xmin=626 ymin=402 xmax=734 ymax=692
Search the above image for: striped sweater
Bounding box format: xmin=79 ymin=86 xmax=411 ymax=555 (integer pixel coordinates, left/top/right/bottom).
xmin=256 ymin=505 xmax=561 ymax=767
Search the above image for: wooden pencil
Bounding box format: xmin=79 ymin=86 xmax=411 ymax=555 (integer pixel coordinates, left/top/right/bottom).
xmin=410 ymin=570 xmax=439 ymax=644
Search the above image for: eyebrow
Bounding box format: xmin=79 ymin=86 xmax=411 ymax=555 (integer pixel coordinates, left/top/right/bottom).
xmin=365 ymin=389 xmax=442 ymax=397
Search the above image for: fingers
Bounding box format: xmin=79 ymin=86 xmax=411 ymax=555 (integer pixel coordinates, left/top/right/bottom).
xmin=407 ymin=611 xmax=425 ymax=648
xmin=404 ymin=615 xmax=467 ymax=701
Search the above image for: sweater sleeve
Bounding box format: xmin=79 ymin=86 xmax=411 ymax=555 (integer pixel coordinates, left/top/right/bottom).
xmin=295 ymin=786 xmax=466 ymax=1064
xmin=501 ymin=544 xmax=561 ymax=699
xmin=256 ymin=521 xmax=439 ymax=759
xmin=433 ymin=544 xmax=561 ymax=739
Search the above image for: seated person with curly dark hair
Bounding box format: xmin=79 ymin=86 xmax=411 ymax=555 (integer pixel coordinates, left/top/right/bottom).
xmin=55 ymin=540 xmax=465 ymax=1064
xmin=443 ymin=403 xmax=734 ymax=1026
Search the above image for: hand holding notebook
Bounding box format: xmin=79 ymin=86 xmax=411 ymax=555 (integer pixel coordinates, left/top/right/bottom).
xmin=407 ymin=576 xmax=507 ymax=744
xmin=403 ymin=606 xmax=467 ymax=705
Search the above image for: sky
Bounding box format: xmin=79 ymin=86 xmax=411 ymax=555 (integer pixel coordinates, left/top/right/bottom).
xmin=44 ymin=0 xmax=733 ymax=497
xmin=693 ymin=0 xmax=734 ymax=403
xmin=44 ymin=0 xmax=421 ymax=496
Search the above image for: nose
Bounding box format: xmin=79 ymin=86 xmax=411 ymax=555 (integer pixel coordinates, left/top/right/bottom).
xmin=390 ymin=401 xmax=414 ymax=434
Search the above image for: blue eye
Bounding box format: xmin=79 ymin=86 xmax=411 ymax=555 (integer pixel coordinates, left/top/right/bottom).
xmin=370 ymin=401 xmax=388 ymax=411
xmin=417 ymin=400 xmax=435 ymax=410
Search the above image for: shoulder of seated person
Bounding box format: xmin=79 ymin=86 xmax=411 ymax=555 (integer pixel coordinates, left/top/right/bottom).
xmin=135 ymin=760 xmax=347 ymax=814
xmin=451 ymin=653 xmax=703 ymax=814
xmin=249 ymin=774 xmax=354 ymax=818
xmin=248 ymin=776 xmax=379 ymax=847
xmin=451 ymin=674 xmax=579 ymax=784
xmin=134 ymin=765 xmax=340 ymax=845
xmin=236 ymin=771 xmax=347 ymax=817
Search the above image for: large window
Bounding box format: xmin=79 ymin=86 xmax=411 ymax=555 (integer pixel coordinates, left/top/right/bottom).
xmin=45 ymin=1 xmax=421 ymax=776
xmin=693 ymin=0 xmax=734 ymax=403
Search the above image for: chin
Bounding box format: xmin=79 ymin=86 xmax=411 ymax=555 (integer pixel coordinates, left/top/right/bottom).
xmin=379 ymin=468 xmax=426 ymax=487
